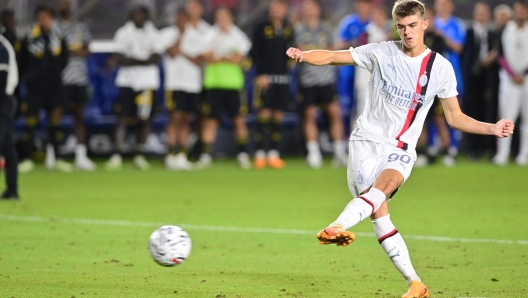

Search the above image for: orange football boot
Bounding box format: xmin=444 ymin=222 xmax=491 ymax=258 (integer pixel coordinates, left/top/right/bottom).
xmin=316 ymin=224 xmax=356 ymax=246
xmin=267 ymin=157 xmax=285 ymax=169
xmin=401 ymin=281 xmax=430 ymax=298
xmin=253 ymin=157 xmax=266 ymax=170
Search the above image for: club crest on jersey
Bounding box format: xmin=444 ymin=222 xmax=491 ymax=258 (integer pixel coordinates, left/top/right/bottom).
xmin=419 ymin=71 xmax=428 ymax=87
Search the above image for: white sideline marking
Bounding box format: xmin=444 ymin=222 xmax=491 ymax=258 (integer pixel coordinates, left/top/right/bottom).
xmin=1 ymin=214 xmax=527 ymax=245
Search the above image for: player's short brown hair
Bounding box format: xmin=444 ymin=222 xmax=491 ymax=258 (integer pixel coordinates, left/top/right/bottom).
xmin=392 ymin=0 xmax=426 ymax=21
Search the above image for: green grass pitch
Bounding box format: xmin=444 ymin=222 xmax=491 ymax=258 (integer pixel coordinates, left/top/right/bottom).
xmin=0 ymin=159 xmax=527 ymax=297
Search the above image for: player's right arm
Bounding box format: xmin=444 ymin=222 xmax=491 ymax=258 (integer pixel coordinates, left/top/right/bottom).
xmin=286 ymin=48 xmax=356 ymax=66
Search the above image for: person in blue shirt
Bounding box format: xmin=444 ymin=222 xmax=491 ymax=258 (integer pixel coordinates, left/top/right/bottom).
xmin=434 ymin=0 xmax=466 ymax=95
xmin=336 ymin=0 xmax=371 ymax=119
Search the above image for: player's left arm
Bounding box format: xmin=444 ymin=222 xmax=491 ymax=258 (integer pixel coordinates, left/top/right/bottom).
xmin=440 ymin=96 xmax=514 ymax=138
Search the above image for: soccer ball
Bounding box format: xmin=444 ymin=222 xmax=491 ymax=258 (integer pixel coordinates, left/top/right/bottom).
xmin=149 ymin=225 xmax=192 ymax=266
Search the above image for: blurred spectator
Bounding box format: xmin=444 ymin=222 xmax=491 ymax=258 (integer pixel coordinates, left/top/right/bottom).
xmin=57 ymin=0 xmax=95 ymax=171
xmin=250 ymin=0 xmax=294 ymax=169
xmin=461 ymin=2 xmax=495 ymax=160
xmin=336 ymin=0 xmax=371 ymax=122
xmin=352 ymin=5 xmax=392 ymax=129
xmin=160 ymin=4 xmax=209 ymax=171
xmin=18 ymin=5 xmax=70 ymax=173
xmin=295 ymin=0 xmax=347 ymax=169
xmin=0 ymin=30 xmax=19 ymax=199
xmin=493 ymin=0 xmax=528 ymax=166
xmin=1 ymin=9 xmax=20 ymax=58
xmin=416 ymin=7 xmax=454 ymax=167
xmin=494 ymin=4 xmax=514 ymax=29
xmin=200 ymin=6 xmax=252 ymax=169
xmin=105 ymin=5 xmax=162 ymax=171
xmin=434 ymin=0 xmax=466 ymax=96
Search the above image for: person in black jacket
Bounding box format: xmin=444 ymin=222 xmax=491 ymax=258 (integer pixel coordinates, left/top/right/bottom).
xmin=250 ymin=0 xmax=294 ymax=169
xmin=461 ymin=2 xmax=496 ymax=160
xmin=18 ymin=5 xmax=70 ymax=173
xmin=0 ymin=31 xmax=19 ymax=199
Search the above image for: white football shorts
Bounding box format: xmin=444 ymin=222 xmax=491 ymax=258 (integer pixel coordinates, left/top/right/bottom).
xmin=347 ymin=140 xmax=416 ymax=198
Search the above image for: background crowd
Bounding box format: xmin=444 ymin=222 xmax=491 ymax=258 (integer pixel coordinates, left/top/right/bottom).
xmin=1 ymin=0 xmax=527 ymax=178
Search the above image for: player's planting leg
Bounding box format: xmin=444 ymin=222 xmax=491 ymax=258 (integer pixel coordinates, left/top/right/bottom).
xmin=317 ymin=187 xmax=386 ymax=246
xmin=254 ymin=114 xmax=270 ymax=169
xmin=372 ymin=213 xmax=429 ymax=297
xmin=268 ymin=112 xmax=285 ymax=169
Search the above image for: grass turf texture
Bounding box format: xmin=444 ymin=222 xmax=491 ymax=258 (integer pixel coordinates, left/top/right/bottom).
xmin=0 ymin=159 xmax=527 ymax=297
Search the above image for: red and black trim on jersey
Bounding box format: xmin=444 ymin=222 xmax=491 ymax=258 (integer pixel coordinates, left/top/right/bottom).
xmin=395 ymin=51 xmax=437 ymax=150
xmin=378 ymin=229 xmax=399 ymax=244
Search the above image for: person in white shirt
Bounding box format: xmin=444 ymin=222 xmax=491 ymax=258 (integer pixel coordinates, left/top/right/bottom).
xmin=286 ymin=0 xmax=514 ymax=296
xmin=160 ymin=8 xmax=207 ymax=171
xmin=493 ymin=0 xmax=528 ymax=166
xmin=198 ymin=7 xmax=252 ymax=170
xmin=106 ymin=6 xmax=163 ymax=171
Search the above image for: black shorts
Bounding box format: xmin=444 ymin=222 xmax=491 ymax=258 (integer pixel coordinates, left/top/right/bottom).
xmin=299 ymin=85 xmax=337 ymax=108
xmin=22 ymin=87 xmax=65 ymax=115
xmin=61 ymin=85 xmax=89 ymax=109
xmin=205 ymin=89 xmax=245 ymax=119
xmin=165 ymin=90 xmax=200 ymax=113
xmin=115 ymin=87 xmax=154 ymax=120
xmin=255 ymin=83 xmax=290 ymax=111
xmin=427 ymin=96 xmax=444 ymax=119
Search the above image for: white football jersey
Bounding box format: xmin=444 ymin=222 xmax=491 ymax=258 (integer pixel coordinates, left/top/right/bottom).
xmin=349 ymin=41 xmax=458 ymax=153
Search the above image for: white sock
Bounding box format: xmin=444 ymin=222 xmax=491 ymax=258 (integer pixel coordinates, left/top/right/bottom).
xmin=332 ymin=188 xmax=386 ymax=230
xmin=75 ymin=144 xmax=88 ymax=159
xmin=333 ymin=140 xmax=346 ymax=158
xmin=372 ymin=214 xmax=420 ymax=284
xmin=306 ymin=141 xmax=319 ymax=155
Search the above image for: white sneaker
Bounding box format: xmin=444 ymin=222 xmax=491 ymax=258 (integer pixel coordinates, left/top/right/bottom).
xmin=45 ymin=144 xmax=56 ymax=170
xmin=106 ymin=154 xmax=123 ymax=171
xmin=442 ymin=155 xmax=456 ymax=167
xmin=75 ymin=156 xmax=96 ymax=171
xmin=175 ymin=153 xmax=193 ymax=171
xmin=195 ymin=153 xmax=212 ymax=170
xmin=54 ymin=159 xmax=74 ymax=173
xmin=492 ymin=155 xmax=508 ymax=166
xmin=331 ymin=154 xmax=347 ymax=168
xmin=307 ymin=151 xmax=322 ymax=169
xmin=133 ymin=155 xmax=150 ymax=171
xmin=414 ymin=154 xmax=428 ymax=168
xmin=165 ymin=154 xmax=177 ymax=170
xmin=18 ymin=159 xmax=35 ymax=173
xmin=237 ymin=152 xmax=251 ymax=170
xmin=515 ymin=155 xmax=528 ymax=166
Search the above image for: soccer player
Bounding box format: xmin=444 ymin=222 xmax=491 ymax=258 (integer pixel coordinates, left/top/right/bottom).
xmin=199 ymin=7 xmax=252 ymax=169
xmin=57 ymin=0 xmax=95 ymax=171
xmin=294 ymin=0 xmax=347 ymax=168
xmin=250 ymin=0 xmax=294 ymax=169
xmin=106 ymin=5 xmax=162 ymax=171
xmin=18 ymin=5 xmax=71 ymax=173
xmin=160 ymin=8 xmax=203 ymax=171
xmin=286 ymin=0 xmax=515 ymax=296
xmin=0 ymin=29 xmax=19 ymax=199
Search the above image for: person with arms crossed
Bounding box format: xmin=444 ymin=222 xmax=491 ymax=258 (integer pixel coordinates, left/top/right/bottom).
xmin=295 ymin=0 xmax=347 ymax=169
xmin=250 ymin=0 xmax=294 ymax=169
xmin=18 ymin=5 xmax=70 ymax=173
xmin=199 ymin=7 xmax=252 ymax=169
xmin=106 ymin=5 xmax=162 ymax=171
xmin=286 ymin=0 xmax=514 ymax=296
xmin=57 ymin=0 xmax=95 ymax=171
xmin=0 ymin=30 xmax=19 ymax=199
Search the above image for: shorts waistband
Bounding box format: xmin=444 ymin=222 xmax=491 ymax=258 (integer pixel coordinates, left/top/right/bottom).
xmin=350 ymin=127 xmax=410 ymax=151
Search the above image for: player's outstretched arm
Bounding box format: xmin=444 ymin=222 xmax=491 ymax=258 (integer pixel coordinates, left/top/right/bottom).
xmin=440 ymin=96 xmax=514 ymax=138
xmin=286 ymin=48 xmax=356 ymax=66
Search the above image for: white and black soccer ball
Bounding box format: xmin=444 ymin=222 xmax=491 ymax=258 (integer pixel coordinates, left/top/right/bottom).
xmin=149 ymin=225 xmax=191 ymax=266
